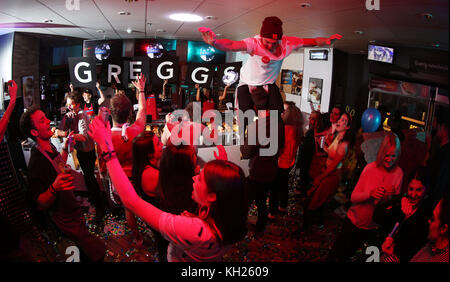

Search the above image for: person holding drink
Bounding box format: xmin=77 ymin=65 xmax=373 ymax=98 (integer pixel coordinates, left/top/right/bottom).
xmin=19 ymin=106 xmax=106 ymax=262
xmin=327 ymin=132 xmax=403 ymax=262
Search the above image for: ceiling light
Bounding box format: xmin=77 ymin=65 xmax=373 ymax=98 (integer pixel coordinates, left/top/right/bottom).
xmin=216 ymin=33 xmax=222 ymax=37
xmin=354 ymin=30 xmax=364 ymax=35
xmin=126 ymin=28 xmax=132 ymax=34
xmin=299 ymin=3 xmax=311 ymax=8
xmin=205 ymin=16 xmax=218 ymax=20
xmin=156 ymin=29 xmax=166 ymax=33
xmin=118 ymin=11 xmax=131 ymax=16
xmin=96 ymin=30 xmax=105 ymax=33
xmin=169 ymin=13 xmax=203 ymax=22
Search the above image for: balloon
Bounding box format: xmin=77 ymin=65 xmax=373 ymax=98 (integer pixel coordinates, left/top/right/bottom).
xmin=361 ymin=108 xmax=381 ymax=133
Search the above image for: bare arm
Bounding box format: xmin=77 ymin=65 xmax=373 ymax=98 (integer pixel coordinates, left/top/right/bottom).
xmin=199 ymin=28 xmax=247 ymax=52
xmin=96 ymin=82 xmax=106 ymax=106
xmin=287 ymin=34 xmax=342 ymax=50
xmin=219 ymin=85 xmax=230 ymax=101
xmin=0 ymin=80 xmax=17 ymax=141
xmin=37 ymin=173 xmax=75 ymax=210
xmin=195 ymin=84 xmax=201 ymax=102
xmin=132 ymin=74 xmax=147 ymax=127
xmin=162 ymin=80 xmax=168 ymax=100
xmin=88 ymin=116 xmax=163 ymax=231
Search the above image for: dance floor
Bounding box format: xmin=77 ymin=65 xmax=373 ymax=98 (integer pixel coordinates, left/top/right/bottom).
xmin=19 ymin=180 xmax=363 ymax=262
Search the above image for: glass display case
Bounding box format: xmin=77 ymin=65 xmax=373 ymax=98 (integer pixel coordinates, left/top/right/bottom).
xmin=368 ymin=77 xmax=438 ymax=133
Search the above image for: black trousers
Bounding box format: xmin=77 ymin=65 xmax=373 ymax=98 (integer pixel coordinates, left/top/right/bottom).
xmin=77 ymin=149 xmax=106 ymax=218
xmin=248 ymin=178 xmax=274 ymax=231
xmin=269 ymin=166 xmax=292 ymax=214
xmin=327 ymin=217 xmax=381 ymax=262
xmin=237 ymin=83 xmax=284 ymax=113
xmin=237 ymin=84 xmax=284 ymax=135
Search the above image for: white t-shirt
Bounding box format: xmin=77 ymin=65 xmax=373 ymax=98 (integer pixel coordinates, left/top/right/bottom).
xmin=239 ymin=35 xmax=305 ymax=86
xmin=158 ymin=212 xmax=231 ymax=262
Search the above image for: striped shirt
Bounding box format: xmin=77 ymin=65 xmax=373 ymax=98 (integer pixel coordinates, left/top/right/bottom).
xmin=410 ymin=242 xmax=449 ymax=262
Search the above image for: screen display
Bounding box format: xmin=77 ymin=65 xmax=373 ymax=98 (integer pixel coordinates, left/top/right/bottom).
xmin=83 ymin=39 xmax=123 ymax=62
xmin=134 ymin=39 xmax=177 ymax=59
xmin=53 ymin=45 xmax=82 ymax=65
xmin=187 ymin=41 xmax=225 ymax=64
xmin=368 ymin=44 xmax=394 ymax=64
xmin=309 ymin=50 xmax=328 ymax=60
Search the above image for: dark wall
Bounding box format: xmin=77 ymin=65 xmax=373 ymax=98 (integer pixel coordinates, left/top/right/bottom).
xmin=368 ymin=46 xmax=448 ymax=88
xmin=331 ymin=49 xmax=369 ymax=125
xmin=12 ymin=33 xmax=40 ymax=108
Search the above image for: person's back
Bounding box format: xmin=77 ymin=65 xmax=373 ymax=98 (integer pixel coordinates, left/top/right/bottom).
xmin=111 ymin=125 xmax=143 ymax=178
xmin=242 ymin=114 xmax=285 ymax=182
xmin=160 ymin=213 xmax=232 ymax=262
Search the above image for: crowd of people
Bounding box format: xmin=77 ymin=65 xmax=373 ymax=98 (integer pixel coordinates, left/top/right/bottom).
xmin=0 ymin=16 xmax=448 ymax=263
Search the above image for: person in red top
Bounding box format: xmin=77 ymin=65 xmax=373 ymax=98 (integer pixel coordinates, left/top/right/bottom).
xmin=81 ymin=89 xmax=98 ymax=119
xmin=195 ymin=84 xmax=215 ymax=114
xmin=327 ymin=132 xmax=403 ymax=262
xmin=106 ymin=74 xmax=147 ymax=246
xmin=268 ymin=101 xmax=303 ymax=218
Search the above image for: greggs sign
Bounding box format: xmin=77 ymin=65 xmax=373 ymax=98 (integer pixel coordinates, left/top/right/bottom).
xmin=68 ymin=57 xmax=241 ymax=89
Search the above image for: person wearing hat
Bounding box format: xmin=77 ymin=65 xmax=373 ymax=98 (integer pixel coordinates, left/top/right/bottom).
xmin=199 ymin=16 xmax=340 ymax=119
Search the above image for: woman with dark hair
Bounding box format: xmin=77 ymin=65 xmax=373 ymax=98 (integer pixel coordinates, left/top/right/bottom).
xmin=375 ymin=166 xmax=434 ymax=262
xmin=195 ymin=84 xmax=215 ymax=113
xmin=328 ymin=132 xmax=404 ymax=262
xmin=410 ymin=195 xmax=448 ymax=262
xmin=268 ymin=102 xmax=303 ymax=218
xmin=132 ymin=131 xmax=163 ymax=205
xmin=302 ymin=112 xmax=353 ymax=231
xmin=131 ymin=131 xmax=163 ymax=254
xmin=158 ymin=144 xmax=198 ymax=215
xmin=155 ymin=144 xmax=199 ymax=261
xmin=88 ymin=116 xmax=248 ymax=261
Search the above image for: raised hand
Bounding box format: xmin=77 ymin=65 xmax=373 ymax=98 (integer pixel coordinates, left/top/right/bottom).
xmin=315 ymin=37 xmax=331 ymax=46
xmin=401 ymin=197 xmax=414 ymax=217
xmin=88 ymin=116 xmax=114 ymax=153
xmin=381 ymin=237 xmax=395 ymax=256
xmin=6 ymin=80 xmax=17 ymax=102
xmin=213 ymin=145 xmax=228 ymax=161
xmin=132 ymin=73 xmax=146 ymax=92
xmin=198 ymin=27 xmax=216 ymax=45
